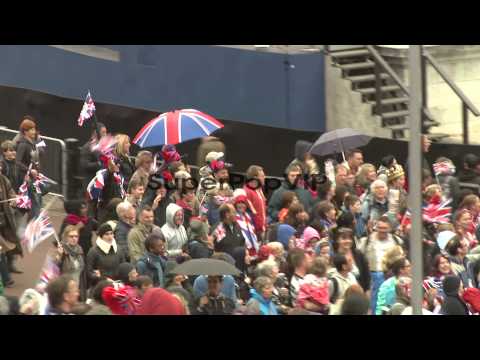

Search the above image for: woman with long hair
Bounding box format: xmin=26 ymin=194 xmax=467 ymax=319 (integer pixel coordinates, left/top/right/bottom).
xmin=114 ymin=134 xmax=135 ymax=191
xmin=331 ymin=227 xmax=370 ymax=292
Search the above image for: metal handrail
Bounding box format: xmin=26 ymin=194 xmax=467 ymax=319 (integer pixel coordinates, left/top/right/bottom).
xmin=365 ymin=45 xmax=434 ymax=124
xmin=0 ymin=126 xmax=68 ymax=198
xmin=365 ymin=45 xmax=410 ymax=95
xmin=423 ymin=50 xmax=480 ymax=116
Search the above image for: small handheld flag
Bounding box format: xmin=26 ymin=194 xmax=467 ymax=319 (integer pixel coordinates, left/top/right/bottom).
xmin=78 ymin=91 xmax=96 ymax=127
xmin=22 ymin=210 xmax=56 ymax=253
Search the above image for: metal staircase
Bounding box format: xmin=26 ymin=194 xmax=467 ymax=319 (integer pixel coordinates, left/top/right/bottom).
xmin=327 ymin=46 xmax=447 ymax=141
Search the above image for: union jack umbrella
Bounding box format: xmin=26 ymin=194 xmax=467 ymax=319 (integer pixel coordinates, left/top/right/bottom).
xmin=132 ymin=109 xmax=224 ymax=148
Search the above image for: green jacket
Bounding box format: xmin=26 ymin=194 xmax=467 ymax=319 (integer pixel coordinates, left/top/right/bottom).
xmin=268 ymin=181 xmax=314 ymax=222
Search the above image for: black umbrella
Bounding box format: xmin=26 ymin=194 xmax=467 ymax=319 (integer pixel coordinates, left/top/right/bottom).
xmin=170 ymin=258 xmax=241 ymax=276
xmin=310 ymin=128 xmax=371 ymax=162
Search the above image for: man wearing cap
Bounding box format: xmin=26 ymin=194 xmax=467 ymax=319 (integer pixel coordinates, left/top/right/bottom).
xmin=196 ymin=136 xmax=225 ymax=169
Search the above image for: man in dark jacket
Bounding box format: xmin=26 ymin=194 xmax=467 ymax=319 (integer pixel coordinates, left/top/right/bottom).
xmin=212 ymin=204 xmax=247 ymax=271
xmin=268 ymin=164 xmax=314 ymax=222
xmin=79 ymin=123 xmax=107 ymax=194
xmin=136 ymin=234 xmax=168 ymax=288
xmin=114 ymin=202 xmax=137 ymax=261
xmin=441 ymin=275 xmax=469 ymax=315
xmin=188 ymin=217 xmax=214 ymax=259
xmin=457 ymin=153 xmax=480 ymax=187
xmin=194 ymin=275 xmax=236 ymax=315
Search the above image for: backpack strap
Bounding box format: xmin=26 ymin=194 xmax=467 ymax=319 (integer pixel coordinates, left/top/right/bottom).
xmin=329 ymin=277 xmax=339 ymax=304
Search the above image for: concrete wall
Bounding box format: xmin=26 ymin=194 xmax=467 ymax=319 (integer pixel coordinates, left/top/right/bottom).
xmin=379 ymin=45 xmax=480 ymax=143
xmin=324 ymin=55 xmax=391 ymax=138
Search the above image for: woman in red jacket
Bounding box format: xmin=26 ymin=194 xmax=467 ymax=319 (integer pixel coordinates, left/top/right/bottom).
xmin=244 ymin=165 xmax=267 ymax=241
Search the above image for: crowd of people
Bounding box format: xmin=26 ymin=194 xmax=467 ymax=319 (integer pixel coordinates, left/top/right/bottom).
xmin=2 ymin=115 xmax=480 ymax=315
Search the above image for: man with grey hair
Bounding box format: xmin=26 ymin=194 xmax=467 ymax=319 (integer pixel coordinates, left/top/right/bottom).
xmin=361 ymin=179 xmax=395 ymax=232
xmin=114 ymin=201 xmax=137 ymax=261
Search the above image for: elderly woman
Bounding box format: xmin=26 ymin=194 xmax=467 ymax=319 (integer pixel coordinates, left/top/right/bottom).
xmin=131 ymin=150 xmax=154 ymax=190
xmin=254 ymin=259 xmax=290 ymax=314
xmin=246 ymin=276 xmax=278 ymax=315
xmin=361 ymin=179 xmax=396 ymax=231
xmin=355 ymin=163 xmax=377 ymax=198
xmin=54 ymin=225 xmax=87 ymax=300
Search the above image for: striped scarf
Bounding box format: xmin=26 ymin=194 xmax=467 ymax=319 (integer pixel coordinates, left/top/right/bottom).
xmin=235 ymin=211 xmax=259 ymax=254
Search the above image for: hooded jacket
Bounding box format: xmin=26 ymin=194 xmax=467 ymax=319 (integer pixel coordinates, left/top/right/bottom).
xmin=161 ymin=203 xmax=188 ymax=258
xmin=136 ymin=287 xmax=186 ymax=315
xmin=441 ymin=275 xmax=469 ymax=315
xmin=246 ymin=289 xmax=278 ymax=315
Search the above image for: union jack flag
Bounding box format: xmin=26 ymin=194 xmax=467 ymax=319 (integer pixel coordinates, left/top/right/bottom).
xmin=91 ymin=134 xmax=117 ymax=159
xmin=38 ymin=254 xmax=60 ymax=287
xmin=401 ymin=199 xmax=452 ymax=228
xmin=78 ymin=91 xmax=96 ymax=127
xmin=16 ymin=180 xmax=32 ymax=209
xmin=33 ymin=173 xmax=57 ymax=194
xmin=22 ymin=210 xmax=56 ymax=253
xmin=87 ymin=169 xmax=125 ymax=201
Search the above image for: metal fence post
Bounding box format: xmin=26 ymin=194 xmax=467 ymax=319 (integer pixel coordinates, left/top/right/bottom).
xmin=409 ymin=45 xmax=424 ymax=315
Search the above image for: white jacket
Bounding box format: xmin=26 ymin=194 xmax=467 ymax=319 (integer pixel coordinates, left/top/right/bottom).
xmin=161 ymin=203 xmax=188 ymax=258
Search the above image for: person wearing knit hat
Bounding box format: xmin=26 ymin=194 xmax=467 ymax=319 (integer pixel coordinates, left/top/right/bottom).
xmin=86 ymin=223 xmax=126 ymax=288
xmin=136 ymin=287 xmax=186 ymax=315
xmin=234 ymin=191 xmax=259 ymax=259
xmin=297 ymin=226 xmax=320 ymax=253
xmin=187 ymin=217 xmax=213 ymax=259
xmin=276 ymin=224 xmax=297 ymax=251
xmin=441 ymin=275 xmax=469 ymax=315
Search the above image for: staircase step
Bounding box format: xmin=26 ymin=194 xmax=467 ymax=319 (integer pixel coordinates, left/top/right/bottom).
xmin=357 ymin=85 xmax=401 ymax=95
xmin=386 ymin=120 xmax=439 ymax=131
xmin=347 ymin=73 xmax=389 ymax=83
xmin=368 ymin=97 xmax=410 ymax=105
xmin=428 ymin=133 xmax=451 ymax=141
xmin=331 ymin=49 xmax=370 ymax=59
xmin=381 ymin=110 xmax=410 ymax=120
xmin=338 ymin=61 xmax=375 ymax=71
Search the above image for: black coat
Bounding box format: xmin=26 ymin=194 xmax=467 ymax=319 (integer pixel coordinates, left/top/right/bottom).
xmin=212 ymin=222 xmax=246 ymax=256
xmin=86 ymin=244 xmax=126 ymax=287
xmin=458 ymin=169 xmax=480 ymax=187
xmin=114 ymin=220 xmax=133 ymax=260
xmin=441 ymin=295 xmax=469 ymax=315
xmin=117 ymin=155 xmax=136 ymax=192
xmin=352 ymin=248 xmax=371 ymax=292
xmin=79 ymin=141 xmax=102 ymax=190
xmin=15 ymin=136 xmax=37 ymax=183
xmin=0 ymin=158 xmax=20 ymax=192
